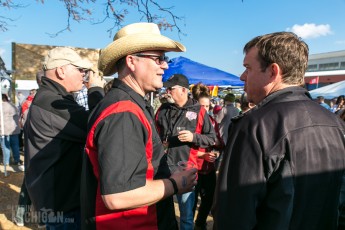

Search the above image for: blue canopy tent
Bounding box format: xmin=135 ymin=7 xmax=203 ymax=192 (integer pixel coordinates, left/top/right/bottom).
xmin=162 ymin=56 xmax=244 ymax=87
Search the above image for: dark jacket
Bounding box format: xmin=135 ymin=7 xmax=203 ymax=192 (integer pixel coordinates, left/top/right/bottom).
xmin=24 ymin=77 xmax=104 ymax=213
xmin=213 ymin=86 xmax=345 ymax=230
xmin=155 ymin=98 xmax=216 ymax=170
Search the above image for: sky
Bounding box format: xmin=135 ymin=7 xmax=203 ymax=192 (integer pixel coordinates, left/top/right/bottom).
xmin=0 ymin=0 xmax=345 ymax=77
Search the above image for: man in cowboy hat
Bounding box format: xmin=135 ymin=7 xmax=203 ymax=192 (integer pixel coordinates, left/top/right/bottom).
xmin=24 ymin=47 xmax=105 ymax=229
xmin=81 ymin=22 xmax=197 ymax=230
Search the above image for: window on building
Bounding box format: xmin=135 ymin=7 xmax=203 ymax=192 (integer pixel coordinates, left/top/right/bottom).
xmin=307 ymin=64 xmax=318 ymax=71
xmin=340 ymin=62 xmax=345 ymax=69
xmin=319 ymin=62 xmax=339 ymax=70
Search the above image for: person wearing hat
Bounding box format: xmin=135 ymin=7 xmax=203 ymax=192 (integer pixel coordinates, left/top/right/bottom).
xmin=239 ymin=92 xmax=256 ymax=114
xmin=216 ymin=93 xmax=240 ymax=145
xmin=81 ymin=22 xmax=197 ymax=230
xmin=155 ymin=74 xmax=216 ymax=230
xmin=24 ymin=47 xmax=105 ymax=229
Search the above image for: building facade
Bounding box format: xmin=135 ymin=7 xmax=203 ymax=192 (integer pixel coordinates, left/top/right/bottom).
xmin=305 ymin=50 xmax=345 ymax=90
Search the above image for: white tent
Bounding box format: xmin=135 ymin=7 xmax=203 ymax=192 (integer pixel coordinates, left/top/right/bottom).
xmin=309 ymin=80 xmax=345 ymax=99
xmin=15 ymin=80 xmax=39 ymax=98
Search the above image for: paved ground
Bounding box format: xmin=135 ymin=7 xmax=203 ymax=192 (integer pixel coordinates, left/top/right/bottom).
xmin=0 ymin=156 xmax=214 ymax=230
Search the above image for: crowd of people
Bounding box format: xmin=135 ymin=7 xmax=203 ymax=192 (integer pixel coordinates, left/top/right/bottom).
xmin=1 ymin=22 xmax=345 ymax=230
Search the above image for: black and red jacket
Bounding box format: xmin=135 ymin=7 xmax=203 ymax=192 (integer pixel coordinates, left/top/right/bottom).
xmin=81 ymin=79 xmax=176 ymax=230
xmin=155 ymin=98 xmax=216 ymax=171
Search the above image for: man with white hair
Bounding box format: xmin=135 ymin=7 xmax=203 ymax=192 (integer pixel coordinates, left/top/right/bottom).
xmin=155 ymin=74 xmax=216 ymax=230
xmin=24 ymin=47 xmax=105 ymax=229
xmin=81 ymin=22 xmax=197 ymax=230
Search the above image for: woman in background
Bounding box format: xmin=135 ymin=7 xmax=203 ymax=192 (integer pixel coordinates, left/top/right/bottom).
xmin=0 ymin=94 xmax=22 ymax=168
xmin=331 ymin=95 xmax=344 ymax=114
xmin=191 ymin=83 xmax=224 ymax=230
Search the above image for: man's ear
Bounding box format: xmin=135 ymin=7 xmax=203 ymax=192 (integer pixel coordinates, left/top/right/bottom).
xmin=127 ymin=55 xmax=136 ymax=71
xmin=269 ymin=63 xmax=282 ymax=82
xmin=56 ymin=66 xmax=66 ymax=80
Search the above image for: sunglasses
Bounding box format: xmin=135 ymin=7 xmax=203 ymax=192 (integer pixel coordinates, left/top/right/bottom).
xmin=133 ymin=53 xmax=169 ymax=65
xmin=71 ymin=65 xmax=89 ymax=74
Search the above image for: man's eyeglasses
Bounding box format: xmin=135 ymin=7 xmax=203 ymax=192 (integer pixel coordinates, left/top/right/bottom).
xmin=133 ymin=53 xmax=169 ymax=65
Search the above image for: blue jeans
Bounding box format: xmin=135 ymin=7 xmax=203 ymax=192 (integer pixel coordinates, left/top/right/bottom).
xmin=176 ymin=191 xmax=195 ymax=230
xmin=44 ymin=209 xmax=80 ymax=230
xmin=1 ymin=134 xmax=20 ymax=165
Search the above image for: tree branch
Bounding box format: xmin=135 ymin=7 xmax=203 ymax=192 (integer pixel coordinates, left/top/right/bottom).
xmin=1 ymin=0 xmax=186 ymax=38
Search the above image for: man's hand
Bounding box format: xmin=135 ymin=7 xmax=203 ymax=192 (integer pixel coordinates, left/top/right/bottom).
xmin=86 ymin=70 xmax=106 ymax=89
xmin=178 ymin=130 xmax=194 ymax=142
xmin=170 ymin=168 xmax=198 ymax=194
xmin=203 ymin=152 xmax=217 ymax=162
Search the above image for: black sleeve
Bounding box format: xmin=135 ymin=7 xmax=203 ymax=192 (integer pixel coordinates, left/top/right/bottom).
xmin=94 ymin=111 xmax=149 ymax=195
xmin=88 ymin=87 xmax=105 ymax=111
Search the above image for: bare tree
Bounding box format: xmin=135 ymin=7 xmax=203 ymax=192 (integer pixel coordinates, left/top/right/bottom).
xmin=0 ymin=0 xmax=186 ymax=37
xmin=0 ymin=0 xmax=29 ymax=32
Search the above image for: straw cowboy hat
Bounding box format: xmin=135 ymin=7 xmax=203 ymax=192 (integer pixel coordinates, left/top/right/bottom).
xmin=98 ymin=22 xmax=186 ymax=76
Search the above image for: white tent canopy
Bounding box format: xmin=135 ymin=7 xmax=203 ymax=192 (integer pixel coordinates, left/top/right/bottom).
xmin=309 ymin=80 xmax=345 ymax=99
xmin=15 ymin=80 xmax=39 ymax=98
xmin=16 ymin=80 xmax=39 ymax=90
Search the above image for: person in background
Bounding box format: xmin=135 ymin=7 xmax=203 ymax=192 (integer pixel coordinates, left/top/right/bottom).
xmin=103 ymin=79 xmax=114 ymax=94
xmin=81 ymin=22 xmax=197 ymax=230
xmin=191 ymin=83 xmax=224 ymax=230
xmin=152 ymin=91 xmax=163 ymax=114
xmin=213 ymin=31 xmax=345 ymax=230
xmin=234 ymin=98 xmax=242 ymax=113
xmin=16 ymin=91 xmax=26 ymax=111
xmin=19 ymin=89 xmax=37 ymax=128
xmin=316 ymin=95 xmax=331 ymax=110
xmin=212 ymin=105 xmax=222 ymax=124
xmin=24 ymin=47 xmax=105 ymax=229
xmin=16 ymin=91 xmax=26 ymax=151
xmin=75 ymin=85 xmax=89 ymax=110
xmin=239 ymin=92 xmax=255 ymax=114
xmin=13 ymin=72 xmax=43 ymax=228
xmin=0 ymin=94 xmax=23 ymax=169
xmin=155 ymin=74 xmax=216 ymax=230
xmin=75 ymin=70 xmax=106 ymax=110
xmin=331 ymin=95 xmax=345 ymax=113
xmin=216 ymin=93 xmax=240 ymax=145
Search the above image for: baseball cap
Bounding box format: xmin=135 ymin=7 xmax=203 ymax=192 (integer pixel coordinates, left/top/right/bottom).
xmin=43 ymin=47 xmax=93 ymax=70
xmin=163 ymin=74 xmax=189 ymax=89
